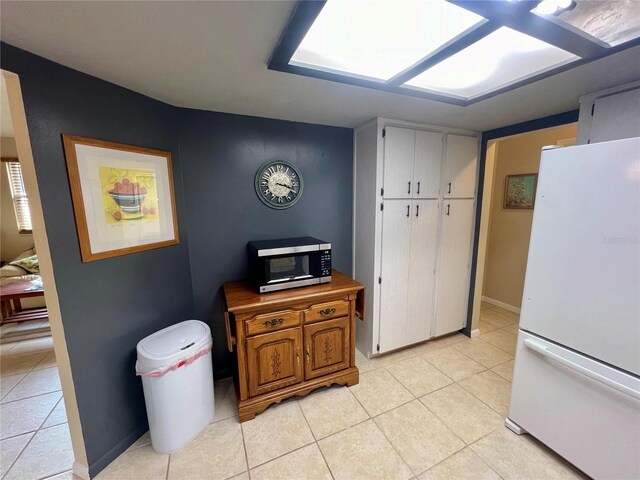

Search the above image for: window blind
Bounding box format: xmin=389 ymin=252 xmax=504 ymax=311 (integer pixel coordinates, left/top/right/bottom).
xmin=6 ymin=161 xmax=32 ymax=233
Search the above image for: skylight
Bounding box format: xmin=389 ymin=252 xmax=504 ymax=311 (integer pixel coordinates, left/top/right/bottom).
xmin=404 ymin=27 xmax=579 ymax=99
xmin=270 ymin=0 xmax=640 ymax=106
xmin=289 ymin=0 xmax=485 ymax=81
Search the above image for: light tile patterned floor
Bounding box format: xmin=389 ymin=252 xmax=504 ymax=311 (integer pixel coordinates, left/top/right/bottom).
xmin=96 ymin=304 xmax=587 ymax=480
xmin=0 ymin=334 xmax=76 ymax=479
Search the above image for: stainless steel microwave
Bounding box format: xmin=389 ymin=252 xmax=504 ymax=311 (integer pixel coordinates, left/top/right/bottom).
xmin=247 ymin=237 xmax=332 ymax=293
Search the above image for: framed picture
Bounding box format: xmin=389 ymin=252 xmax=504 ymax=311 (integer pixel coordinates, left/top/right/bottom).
xmin=62 ymin=135 xmax=179 ymax=262
xmin=504 ymin=173 xmax=538 ymax=209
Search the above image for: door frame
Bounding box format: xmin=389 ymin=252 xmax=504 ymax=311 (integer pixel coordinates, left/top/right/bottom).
xmin=2 ymin=70 xmax=89 ymax=478
xmin=464 ymin=110 xmax=580 ymax=337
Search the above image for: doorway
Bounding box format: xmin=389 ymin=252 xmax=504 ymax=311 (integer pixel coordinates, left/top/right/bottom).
xmin=470 ymin=122 xmax=578 ymax=348
xmin=1 ymin=70 xmax=88 ymax=479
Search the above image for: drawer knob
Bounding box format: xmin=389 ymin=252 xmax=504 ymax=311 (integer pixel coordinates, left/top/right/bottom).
xmin=320 ymin=308 xmax=336 ymax=317
xmin=264 ymin=318 xmax=284 ymax=328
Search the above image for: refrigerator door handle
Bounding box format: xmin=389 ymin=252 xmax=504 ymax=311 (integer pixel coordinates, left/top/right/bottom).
xmin=524 ymin=339 xmax=640 ymax=400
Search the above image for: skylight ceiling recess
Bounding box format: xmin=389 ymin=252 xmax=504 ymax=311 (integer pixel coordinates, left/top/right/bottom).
xmin=269 ymin=0 xmax=640 ymax=106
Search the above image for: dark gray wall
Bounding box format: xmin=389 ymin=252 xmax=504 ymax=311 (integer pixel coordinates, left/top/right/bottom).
xmin=1 ymin=42 xmax=354 ymax=476
xmin=1 ymin=43 xmax=195 ymax=476
xmin=177 ymin=109 xmax=353 ymax=378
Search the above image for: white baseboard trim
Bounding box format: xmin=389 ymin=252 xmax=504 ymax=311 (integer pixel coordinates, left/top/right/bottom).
xmin=470 ymin=329 xmax=481 ymax=338
xmin=482 ymin=296 xmax=521 ymax=314
xmin=73 ymin=461 xmax=90 ymax=480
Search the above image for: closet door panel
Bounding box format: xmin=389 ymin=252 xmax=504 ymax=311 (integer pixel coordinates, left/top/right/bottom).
xmin=379 ymin=200 xmax=412 ymax=353
xmin=383 ymin=127 xmax=415 ymax=198
xmin=444 ymin=135 xmax=478 ymax=198
xmin=434 ymin=199 xmax=475 ymax=337
xmin=407 ymin=200 xmax=439 ymax=344
xmin=413 ymin=131 xmax=442 ymax=198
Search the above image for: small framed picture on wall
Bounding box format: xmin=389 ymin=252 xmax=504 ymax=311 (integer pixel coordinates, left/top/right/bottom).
xmin=62 ymin=135 xmax=179 ymax=262
xmin=504 ymin=173 xmax=538 ymax=209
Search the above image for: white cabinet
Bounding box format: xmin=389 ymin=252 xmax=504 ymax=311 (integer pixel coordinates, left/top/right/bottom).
xmin=576 ymin=81 xmax=640 ymax=145
xmin=443 ymin=134 xmax=478 ymax=199
xmin=354 ymin=118 xmax=479 ymax=358
xmin=378 ymin=199 xmax=438 ymax=353
xmin=383 ymin=127 xmax=442 ymax=199
xmin=379 ymin=200 xmax=412 ymax=352
xmin=433 ymin=199 xmax=475 ymax=337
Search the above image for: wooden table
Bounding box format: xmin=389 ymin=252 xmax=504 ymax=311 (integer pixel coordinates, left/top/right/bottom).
xmin=0 ymin=280 xmax=48 ymax=325
xmin=223 ymin=269 xmax=365 ymax=421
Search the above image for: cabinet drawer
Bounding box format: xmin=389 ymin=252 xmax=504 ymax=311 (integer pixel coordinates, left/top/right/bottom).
xmin=246 ymin=310 xmax=300 ymax=336
xmin=305 ymin=300 xmax=350 ymax=324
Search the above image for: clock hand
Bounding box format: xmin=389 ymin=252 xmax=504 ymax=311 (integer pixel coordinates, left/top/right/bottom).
xmin=275 ymin=182 xmax=292 ymax=188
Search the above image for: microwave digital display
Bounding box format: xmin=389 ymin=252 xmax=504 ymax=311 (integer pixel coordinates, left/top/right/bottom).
xmin=248 ymin=237 xmax=332 ymax=293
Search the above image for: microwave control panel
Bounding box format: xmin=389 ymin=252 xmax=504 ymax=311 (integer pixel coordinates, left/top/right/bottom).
xmin=320 ymin=250 xmax=332 ymax=277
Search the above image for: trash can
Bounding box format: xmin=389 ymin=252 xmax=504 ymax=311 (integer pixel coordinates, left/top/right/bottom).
xmin=135 ymin=320 xmax=214 ymax=454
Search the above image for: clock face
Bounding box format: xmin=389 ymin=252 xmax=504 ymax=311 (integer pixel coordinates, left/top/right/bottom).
xmin=254 ymin=160 xmax=304 ymax=209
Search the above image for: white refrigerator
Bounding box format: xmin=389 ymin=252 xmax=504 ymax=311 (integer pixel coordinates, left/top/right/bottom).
xmin=507 ymin=137 xmax=640 ymax=480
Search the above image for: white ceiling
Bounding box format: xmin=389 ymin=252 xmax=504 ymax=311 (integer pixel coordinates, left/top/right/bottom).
xmin=1 ymin=1 xmax=639 ymax=131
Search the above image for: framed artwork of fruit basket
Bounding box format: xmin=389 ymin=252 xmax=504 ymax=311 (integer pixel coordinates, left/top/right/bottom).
xmin=62 ymin=135 xmax=179 ymax=262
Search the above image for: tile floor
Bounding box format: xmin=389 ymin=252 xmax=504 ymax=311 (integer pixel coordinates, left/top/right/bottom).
xmin=96 ymin=303 xmax=586 ymax=480
xmin=0 ymin=333 xmax=75 ymax=480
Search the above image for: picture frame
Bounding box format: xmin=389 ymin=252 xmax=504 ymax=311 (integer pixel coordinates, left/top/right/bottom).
xmin=62 ymin=135 xmax=179 ymax=262
xmin=504 ymin=173 xmax=538 ymax=209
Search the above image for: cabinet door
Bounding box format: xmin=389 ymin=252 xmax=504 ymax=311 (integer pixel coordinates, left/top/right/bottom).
xmin=413 ymin=131 xmax=442 ymax=198
xmin=383 ymin=127 xmax=415 ymax=198
xmin=304 ymin=316 xmax=350 ymax=380
xmin=444 ymin=135 xmax=478 ymax=198
xmin=407 ymin=200 xmax=439 ymax=344
xmin=246 ymin=328 xmax=303 ymax=397
xmin=434 ymin=199 xmax=475 ymax=337
xmin=379 ymin=200 xmax=412 ymax=353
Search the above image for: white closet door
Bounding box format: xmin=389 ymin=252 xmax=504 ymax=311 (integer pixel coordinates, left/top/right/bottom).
xmin=444 ymin=134 xmax=478 ymax=198
xmin=434 ymin=199 xmax=475 ymax=337
xmin=413 ymin=131 xmax=442 ymax=198
xmin=407 ymin=200 xmax=439 ymax=344
xmin=383 ymin=127 xmax=415 ymax=198
xmin=379 ymin=200 xmax=412 ymax=353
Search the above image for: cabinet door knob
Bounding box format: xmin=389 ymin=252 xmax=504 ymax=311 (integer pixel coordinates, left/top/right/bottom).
xmin=408 ymin=181 xmax=411 ymax=194
xmin=446 ymin=204 xmax=450 ymax=216
xmin=406 ymin=205 xmax=410 ymax=217
xmin=306 ymin=344 xmax=311 ymax=363
xmin=447 ymin=182 xmax=452 ymax=194
xmin=320 ymin=307 xmax=336 ymax=316
xmin=264 ymin=318 xmax=284 ymax=328
xmin=417 ymin=181 xmax=420 ymax=195
xmin=416 ymin=204 xmax=419 ymax=217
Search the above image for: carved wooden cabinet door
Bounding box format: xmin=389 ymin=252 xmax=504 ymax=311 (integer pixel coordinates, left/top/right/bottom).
xmin=304 ymin=316 xmax=350 ymax=380
xmin=246 ymin=328 xmax=303 ymax=397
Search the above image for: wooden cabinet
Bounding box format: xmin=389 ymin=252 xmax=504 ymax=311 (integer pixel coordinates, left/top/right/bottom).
xmin=223 ymin=270 xmax=364 ymax=422
xmin=246 ymin=328 xmax=302 ymax=397
xmin=354 ymin=118 xmax=479 ymax=358
xmin=304 ymin=316 xmax=350 ymax=380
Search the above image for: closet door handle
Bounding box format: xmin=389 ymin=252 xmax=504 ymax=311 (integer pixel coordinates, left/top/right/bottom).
xmin=447 ymin=182 xmax=452 ymax=194
xmin=406 ymin=205 xmax=410 ymax=217
xmin=415 ymin=205 xmax=419 ymax=217
xmin=446 ymin=204 xmax=450 ymax=216
xmin=408 ymin=181 xmax=411 ymax=194
xmin=417 ymin=182 xmax=420 ymax=195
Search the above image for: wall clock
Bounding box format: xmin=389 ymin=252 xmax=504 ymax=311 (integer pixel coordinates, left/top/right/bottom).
xmin=254 ymin=160 xmax=304 ymax=209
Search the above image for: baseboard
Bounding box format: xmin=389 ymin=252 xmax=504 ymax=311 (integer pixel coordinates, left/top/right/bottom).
xmin=88 ymin=424 xmax=148 ymax=479
xmin=481 ymin=296 xmax=521 ymax=314
xmin=470 ymin=329 xmax=480 ymax=338
xmin=73 ymin=461 xmax=90 ymax=480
